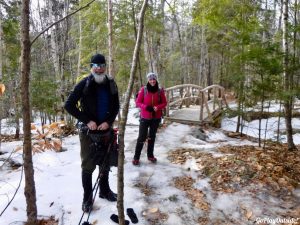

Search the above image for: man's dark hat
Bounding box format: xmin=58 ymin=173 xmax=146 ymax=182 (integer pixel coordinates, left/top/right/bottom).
xmin=90 ymin=53 xmax=106 ymax=66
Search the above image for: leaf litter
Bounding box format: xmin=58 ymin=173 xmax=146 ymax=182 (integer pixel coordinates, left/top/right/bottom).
xmin=167 ymin=142 xmax=300 ymax=224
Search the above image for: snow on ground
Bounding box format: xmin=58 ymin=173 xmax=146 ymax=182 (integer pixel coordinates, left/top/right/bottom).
xmin=221 ymin=100 xmax=300 ymax=144
xmin=0 ymin=118 xmax=19 ymax=135
xmin=226 ymin=100 xmax=300 ymax=113
xmin=0 ymin=101 xmax=300 ymax=225
xmin=222 ymin=116 xmax=300 ymax=144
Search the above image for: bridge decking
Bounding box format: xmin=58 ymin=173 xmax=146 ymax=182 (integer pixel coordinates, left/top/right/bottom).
xmin=163 ymin=84 xmax=227 ymax=125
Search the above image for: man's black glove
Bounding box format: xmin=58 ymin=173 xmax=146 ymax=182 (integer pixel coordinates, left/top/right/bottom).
xmin=146 ymin=105 xmax=154 ymax=112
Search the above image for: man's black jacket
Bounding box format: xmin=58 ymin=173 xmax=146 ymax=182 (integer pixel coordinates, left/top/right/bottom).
xmin=64 ymin=74 xmax=119 ymax=126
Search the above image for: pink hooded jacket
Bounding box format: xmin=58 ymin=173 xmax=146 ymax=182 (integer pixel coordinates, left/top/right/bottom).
xmin=136 ymin=86 xmax=167 ymax=119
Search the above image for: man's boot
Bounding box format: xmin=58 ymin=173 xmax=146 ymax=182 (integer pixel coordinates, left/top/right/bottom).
xmin=82 ymin=171 xmax=93 ymax=212
xmin=99 ymin=170 xmax=117 ymax=202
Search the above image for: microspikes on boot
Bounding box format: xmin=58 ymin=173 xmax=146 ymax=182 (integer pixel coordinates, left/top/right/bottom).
xmin=82 ymin=222 xmax=92 ymax=225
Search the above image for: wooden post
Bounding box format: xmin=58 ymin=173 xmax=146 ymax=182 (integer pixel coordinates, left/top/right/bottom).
xmin=166 ymin=90 xmax=170 ymax=116
xmin=171 ymin=90 xmax=174 ymax=101
xmin=218 ymin=88 xmax=221 ymax=109
xmin=217 ymin=87 xmax=223 ymax=109
xmin=213 ymin=86 xmax=216 ymax=111
xmin=200 ymin=91 xmax=204 ymax=121
xmin=186 ymin=86 xmax=190 ymax=108
xmin=205 ymin=90 xmax=212 ymax=120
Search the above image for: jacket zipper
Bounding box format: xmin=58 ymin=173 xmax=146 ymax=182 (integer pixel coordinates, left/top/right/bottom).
xmin=151 ymin=93 xmax=154 ymax=119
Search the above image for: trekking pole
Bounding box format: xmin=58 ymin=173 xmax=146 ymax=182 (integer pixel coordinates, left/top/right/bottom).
xmin=78 ymin=133 xmax=115 ymax=225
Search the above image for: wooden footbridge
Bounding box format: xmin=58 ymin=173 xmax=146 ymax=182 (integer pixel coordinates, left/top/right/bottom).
xmin=163 ymin=84 xmax=228 ymax=125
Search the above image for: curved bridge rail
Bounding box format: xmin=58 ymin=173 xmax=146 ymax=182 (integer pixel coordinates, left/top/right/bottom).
xmin=164 ymin=84 xmax=228 ymax=123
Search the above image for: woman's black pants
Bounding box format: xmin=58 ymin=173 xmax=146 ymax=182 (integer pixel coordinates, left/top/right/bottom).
xmin=133 ymin=118 xmax=161 ymax=160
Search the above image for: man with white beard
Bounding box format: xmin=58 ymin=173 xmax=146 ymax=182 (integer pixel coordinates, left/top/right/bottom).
xmin=65 ymin=53 xmax=119 ymax=212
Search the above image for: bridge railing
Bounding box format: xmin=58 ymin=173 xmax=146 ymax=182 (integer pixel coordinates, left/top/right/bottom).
xmin=165 ymin=84 xmax=228 ymax=122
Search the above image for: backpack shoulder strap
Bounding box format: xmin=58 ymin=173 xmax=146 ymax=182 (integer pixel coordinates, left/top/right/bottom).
xmin=82 ymin=76 xmax=91 ymax=95
xmin=158 ymin=86 xmax=163 ymax=103
xmin=143 ymin=85 xmax=147 ymax=97
xmin=107 ymin=75 xmax=118 ymax=95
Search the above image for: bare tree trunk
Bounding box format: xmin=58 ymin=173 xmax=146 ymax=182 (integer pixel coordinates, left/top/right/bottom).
xmin=76 ymin=11 xmax=82 ymax=81
xmin=292 ymin=0 xmax=297 ymax=92
xmin=21 ymin=0 xmax=38 ymax=224
xmin=48 ymin=0 xmax=60 ymax=78
xmin=295 ymin=0 xmax=300 ymax=87
xmin=149 ymin=34 xmax=157 ymax=72
xmin=183 ymin=28 xmax=191 ymax=83
xmin=159 ymin=0 xmax=166 ymax=85
xmin=199 ymin=26 xmax=207 ymax=86
xmin=282 ymin=0 xmax=296 ymax=150
xmin=0 ymin=6 xmax=2 ymax=153
xmin=273 ymin=0 xmax=278 ymax=32
xmin=59 ymin=0 xmax=71 ymax=122
xmin=37 ymin=0 xmax=44 ymax=31
xmin=144 ymin=30 xmax=154 ymax=72
xmin=117 ymin=1 xmax=148 ymax=224
xmin=236 ymin=63 xmax=245 ymax=134
xmin=32 ymin=0 xmax=97 ymax=45
xmin=278 ymin=0 xmax=283 ymax=31
xmin=170 ymin=3 xmax=185 ymax=84
xmin=258 ymin=75 xmax=266 ymax=147
xmin=36 ymin=0 xmax=52 ymax=70
xmin=277 ymin=101 xmax=283 ymax=142
xmin=207 ymin=57 xmax=212 ymax=86
xmin=164 ymin=1 xmax=187 ymax=84
xmin=108 ymin=0 xmax=114 ymax=77
xmin=0 ymin=6 xmax=3 ymax=81
xmin=13 ymin=81 xmax=21 ymax=139
xmin=219 ymin=49 xmax=225 ymax=87
xmin=130 ymin=0 xmax=143 ymax=86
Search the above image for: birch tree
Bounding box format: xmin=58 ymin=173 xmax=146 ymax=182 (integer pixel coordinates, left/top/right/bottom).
xmin=165 ymin=0 xmax=186 ymax=84
xmin=199 ymin=26 xmax=208 ymax=86
xmin=76 ymin=11 xmax=83 ymax=81
xmin=59 ymin=0 xmax=71 ymax=122
xmin=47 ymin=0 xmax=60 ymax=78
xmin=108 ymin=0 xmax=114 ymax=77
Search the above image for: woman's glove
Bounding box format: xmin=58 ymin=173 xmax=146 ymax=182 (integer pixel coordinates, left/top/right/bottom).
xmin=146 ymin=105 xmax=154 ymax=112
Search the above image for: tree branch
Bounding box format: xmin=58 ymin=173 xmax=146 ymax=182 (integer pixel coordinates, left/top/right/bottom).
xmin=0 ymin=0 xmax=9 ymax=8
xmin=30 ymin=0 xmax=97 ymax=45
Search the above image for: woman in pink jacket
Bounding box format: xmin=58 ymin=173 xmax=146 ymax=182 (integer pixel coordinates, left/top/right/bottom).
xmin=132 ymin=72 xmax=167 ymax=166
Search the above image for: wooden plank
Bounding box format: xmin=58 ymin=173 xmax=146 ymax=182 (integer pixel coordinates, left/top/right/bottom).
xmin=165 ymin=84 xmax=203 ymax=92
xmin=163 ymin=117 xmax=211 ymax=125
xmin=169 ymin=96 xmax=200 ymax=107
xmin=163 ymin=84 xmax=228 ymax=127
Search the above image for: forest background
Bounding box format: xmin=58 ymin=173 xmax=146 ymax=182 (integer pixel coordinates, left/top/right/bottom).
xmin=0 ymin=0 xmax=300 ymax=224
xmin=1 ymin=0 xmax=299 ymax=139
